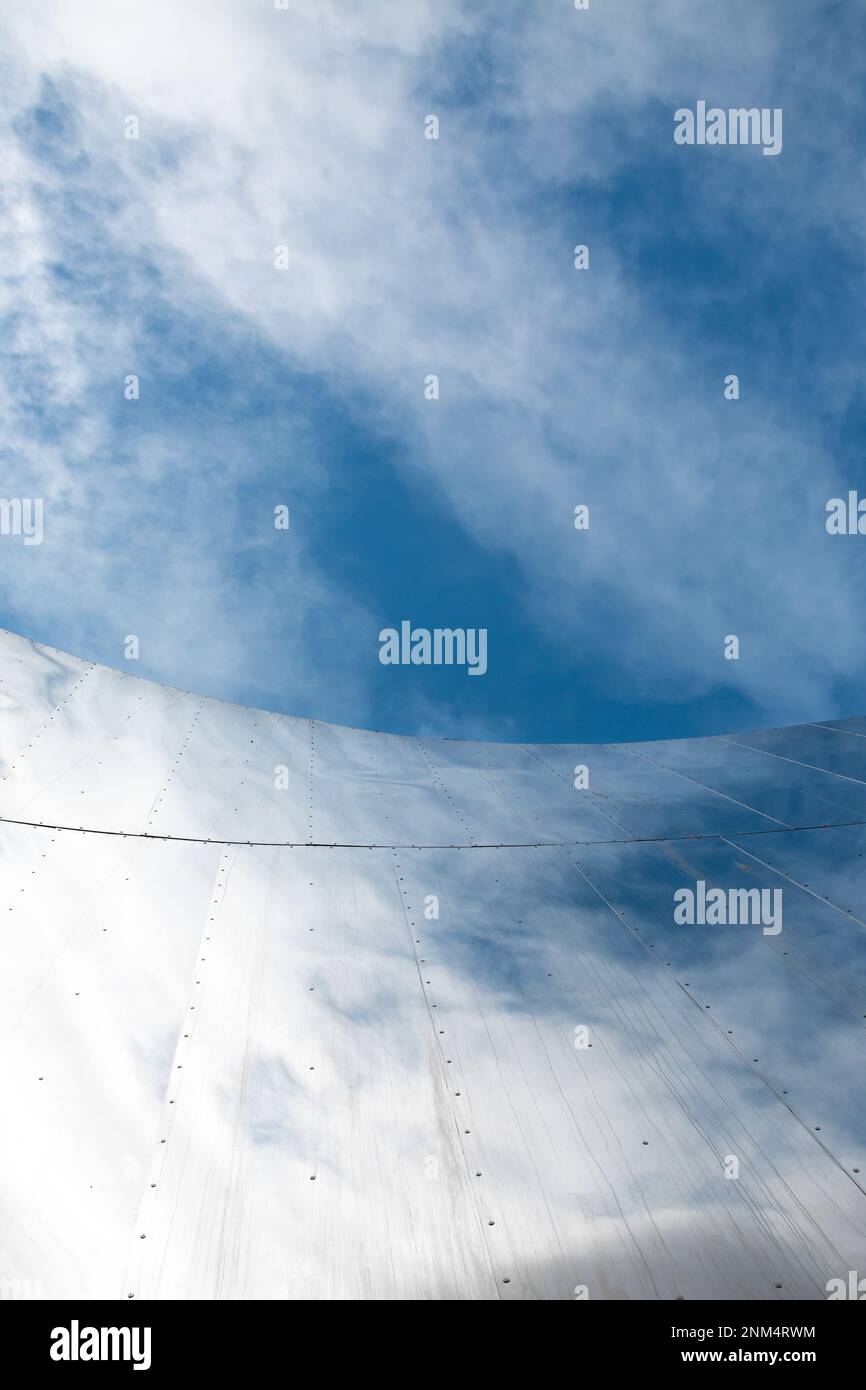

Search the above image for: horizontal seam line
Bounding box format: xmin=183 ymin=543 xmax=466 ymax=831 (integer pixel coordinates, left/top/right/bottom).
xmin=0 ymin=813 xmax=864 ymax=849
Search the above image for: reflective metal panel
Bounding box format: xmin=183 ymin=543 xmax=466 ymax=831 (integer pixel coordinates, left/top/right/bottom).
xmin=619 ymin=734 xmax=866 ymax=828
xmin=722 ymin=723 xmax=866 ymax=782
xmin=2 ymin=627 xmax=866 ymax=1300
xmin=528 ymin=742 xmax=779 ymax=839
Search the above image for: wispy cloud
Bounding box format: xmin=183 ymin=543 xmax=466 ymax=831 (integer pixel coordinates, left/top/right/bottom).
xmin=1 ymin=1 xmax=865 ymax=737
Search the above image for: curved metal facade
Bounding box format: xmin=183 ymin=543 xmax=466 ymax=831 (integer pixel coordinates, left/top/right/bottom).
xmin=1 ymin=627 xmax=865 ymax=1300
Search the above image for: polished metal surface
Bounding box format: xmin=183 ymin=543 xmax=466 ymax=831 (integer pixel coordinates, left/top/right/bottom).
xmin=1 ymin=627 xmax=865 ymax=1300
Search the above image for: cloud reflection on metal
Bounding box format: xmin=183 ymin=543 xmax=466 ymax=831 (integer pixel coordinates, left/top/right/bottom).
xmin=1 ymin=628 xmax=865 ymax=1301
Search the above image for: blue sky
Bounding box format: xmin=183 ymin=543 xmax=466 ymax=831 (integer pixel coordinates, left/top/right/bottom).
xmin=2 ymin=0 xmax=866 ymax=742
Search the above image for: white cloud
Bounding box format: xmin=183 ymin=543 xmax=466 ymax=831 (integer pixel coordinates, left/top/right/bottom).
xmin=0 ymin=0 xmax=861 ymax=730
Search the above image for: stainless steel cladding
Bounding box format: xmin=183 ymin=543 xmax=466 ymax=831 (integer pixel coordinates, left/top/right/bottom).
xmin=1 ymin=627 xmax=864 ymax=1300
